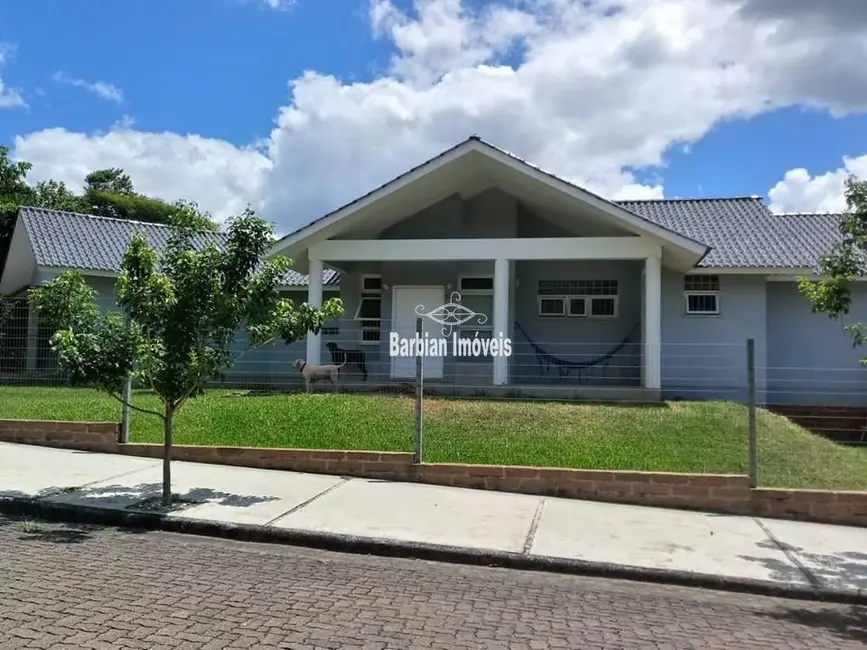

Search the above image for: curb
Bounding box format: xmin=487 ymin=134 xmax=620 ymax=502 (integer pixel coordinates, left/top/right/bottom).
xmin=2 ymin=496 xmax=865 ymax=607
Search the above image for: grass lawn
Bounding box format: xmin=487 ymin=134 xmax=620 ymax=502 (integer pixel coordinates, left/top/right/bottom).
xmin=1 ymin=386 xmax=865 ymax=491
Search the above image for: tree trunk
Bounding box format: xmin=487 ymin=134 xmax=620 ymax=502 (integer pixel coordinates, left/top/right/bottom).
xmin=161 ymin=403 xmax=174 ymax=507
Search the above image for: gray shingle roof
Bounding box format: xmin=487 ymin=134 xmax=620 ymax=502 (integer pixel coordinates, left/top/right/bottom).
xmin=17 ymin=198 xmax=846 ymax=288
xmin=617 ymin=198 xmax=843 ymax=269
xmin=18 ymin=207 xmax=339 ymax=288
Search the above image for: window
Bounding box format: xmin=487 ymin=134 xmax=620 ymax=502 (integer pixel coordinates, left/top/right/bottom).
xmin=538 ymin=297 xmax=566 ymax=316
xmin=538 ymin=280 xmax=618 ymax=318
xmin=355 ymin=275 xmax=382 ymax=343
xmin=457 ymin=277 xmax=494 ymax=359
xmin=567 ymin=297 xmax=586 ymax=317
xmin=538 ymin=279 xmax=618 ymax=296
xmin=590 ymin=297 xmax=617 ymax=317
xmin=684 ymin=274 xmax=720 ymax=315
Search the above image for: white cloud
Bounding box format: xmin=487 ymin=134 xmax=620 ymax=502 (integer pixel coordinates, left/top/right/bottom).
xmin=0 ymin=43 xmax=26 ymax=109
xmin=11 ymin=0 xmax=867 ymax=232
xmin=53 ymin=71 xmax=124 ymax=103
xmin=768 ymin=155 xmax=867 ymax=213
xmin=13 ymin=127 xmax=271 ymax=222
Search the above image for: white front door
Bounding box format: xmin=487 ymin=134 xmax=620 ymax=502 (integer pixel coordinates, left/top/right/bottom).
xmin=390 ymin=286 xmax=445 ymax=380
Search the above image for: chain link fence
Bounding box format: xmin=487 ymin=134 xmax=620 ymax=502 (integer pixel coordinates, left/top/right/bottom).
xmin=2 ymin=295 xmax=866 ymax=491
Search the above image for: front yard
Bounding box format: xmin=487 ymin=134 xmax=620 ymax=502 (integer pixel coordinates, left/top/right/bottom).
xmin=1 ymin=387 xmax=865 ymax=491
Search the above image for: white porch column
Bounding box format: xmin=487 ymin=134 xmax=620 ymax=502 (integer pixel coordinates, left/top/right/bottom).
xmin=493 ymin=258 xmax=510 ymax=386
xmin=306 ymin=257 xmax=323 ymax=365
xmin=644 ymin=255 xmax=662 ymax=390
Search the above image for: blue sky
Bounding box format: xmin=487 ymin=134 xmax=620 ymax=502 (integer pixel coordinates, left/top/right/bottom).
xmin=1 ymin=0 xmax=865 ymax=229
xmin=1 ymin=1 xmax=381 ymax=145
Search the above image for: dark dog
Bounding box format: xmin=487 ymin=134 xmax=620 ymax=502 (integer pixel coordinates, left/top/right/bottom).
xmin=326 ymin=342 xmax=368 ymax=381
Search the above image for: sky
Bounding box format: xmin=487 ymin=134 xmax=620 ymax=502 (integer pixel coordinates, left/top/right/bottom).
xmin=1 ymin=0 xmax=866 ymax=234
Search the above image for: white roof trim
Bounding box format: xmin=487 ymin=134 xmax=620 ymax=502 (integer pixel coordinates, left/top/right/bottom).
xmin=271 ymin=137 xmax=710 ymax=260
xmin=37 ymin=266 xmax=119 ymax=279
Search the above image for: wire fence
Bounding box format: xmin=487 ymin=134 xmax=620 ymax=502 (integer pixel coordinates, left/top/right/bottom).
xmin=2 ymin=296 xmax=866 ymax=492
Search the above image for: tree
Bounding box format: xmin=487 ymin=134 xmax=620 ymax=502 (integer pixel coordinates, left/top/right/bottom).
xmin=84 ymin=168 xmax=134 ymax=195
xmin=0 ymin=146 xmax=37 ymax=283
xmin=80 ymin=167 xmax=218 ymax=231
xmin=799 ymin=176 xmax=867 ymax=359
xmin=30 ymin=208 xmax=343 ymax=506
xmin=31 ymin=179 xmax=85 ymax=212
xmin=83 ymin=187 xmax=219 ymax=232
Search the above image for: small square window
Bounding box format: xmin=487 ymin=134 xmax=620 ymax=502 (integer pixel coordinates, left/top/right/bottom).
xmin=590 ymin=297 xmax=617 ymax=317
xmin=538 ymin=297 xmax=565 ymax=316
xmin=685 ymin=293 xmax=719 ymax=315
xmin=567 ymin=297 xmax=586 ymax=317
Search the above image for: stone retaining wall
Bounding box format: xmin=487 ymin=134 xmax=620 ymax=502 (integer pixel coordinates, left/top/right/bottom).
xmin=2 ymin=418 xmax=866 ymax=528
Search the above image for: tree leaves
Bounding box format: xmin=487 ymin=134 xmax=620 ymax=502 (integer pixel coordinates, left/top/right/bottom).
xmin=799 ymin=175 xmax=867 ymax=361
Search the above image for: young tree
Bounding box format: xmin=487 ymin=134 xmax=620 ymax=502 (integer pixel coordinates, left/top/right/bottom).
xmin=30 ymin=207 xmax=343 ymax=506
xmin=799 ymin=176 xmax=867 ymax=359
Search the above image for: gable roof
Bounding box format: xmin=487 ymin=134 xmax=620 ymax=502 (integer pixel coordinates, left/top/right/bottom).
xmin=620 ymin=198 xmax=843 ymax=269
xmin=271 ymin=136 xmax=711 ymax=271
xmin=10 ymin=194 xmax=847 ymax=292
xmin=16 ymin=206 xmax=340 ymax=288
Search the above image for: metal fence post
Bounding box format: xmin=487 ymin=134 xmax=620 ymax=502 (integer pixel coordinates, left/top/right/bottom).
xmin=414 ymin=317 xmax=424 ymax=464
xmin=119 ymin=314 xmax=132 ymax=445
xmin=119 ymin=377 xmax=132 ymax=444
xmin=747 ymin=338 xmax=757 ymax=488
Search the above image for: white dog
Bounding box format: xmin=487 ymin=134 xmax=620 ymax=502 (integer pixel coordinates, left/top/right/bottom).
xmin=293 ymin=358 xmax=346 ymax=393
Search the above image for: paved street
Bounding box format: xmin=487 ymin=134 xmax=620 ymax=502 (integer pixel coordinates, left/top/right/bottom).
xmin=1 ymin=515 xmax=865 ymax=649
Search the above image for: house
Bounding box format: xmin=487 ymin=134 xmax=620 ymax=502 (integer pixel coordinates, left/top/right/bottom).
xmin=1 ymin=135 xmax=864 ymax=407
xmin=0 ymin=209 xmax=340 ymax=385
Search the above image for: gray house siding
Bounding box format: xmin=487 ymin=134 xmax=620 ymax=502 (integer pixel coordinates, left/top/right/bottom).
xmin=661 ymin=271 xmax=767 ymax=403
xmin=511 ymin=260 xmax=642 ymax=385
xmin=766 ymin=282 xmax=867 ymax=406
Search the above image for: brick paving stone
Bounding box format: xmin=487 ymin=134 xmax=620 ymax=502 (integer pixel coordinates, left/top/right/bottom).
xmin=0 ymin=514 xmax=865 ymax=649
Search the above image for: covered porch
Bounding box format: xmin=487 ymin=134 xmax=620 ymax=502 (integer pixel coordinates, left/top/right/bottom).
xmin=303 ymin=238 xmax=663 ymax=397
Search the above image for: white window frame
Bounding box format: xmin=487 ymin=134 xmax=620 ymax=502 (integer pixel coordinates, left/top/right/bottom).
xmin=684 ymin=292 xmax=720 ymax=316
xmin=684 ymin=275 xmax=720 ymax=316
xmin=537 ymin=278 xmax=619 ymax=319
xmin=355 ymin=274 xmax=382 ymax=345
xmin=538 ymin=296 xmax=566 ymax=317
xmin=589 ymin=296 xmax=619 ymax=319
xmin=566 ymin=296 xmax=587 ymax=318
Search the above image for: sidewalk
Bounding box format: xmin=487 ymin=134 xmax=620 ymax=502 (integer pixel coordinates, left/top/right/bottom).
xmin=2 ymin=441 xmax=866 ymax=603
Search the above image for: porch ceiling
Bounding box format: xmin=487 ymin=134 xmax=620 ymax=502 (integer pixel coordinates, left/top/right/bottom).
xmin=273 ymin=138 xmax=709 ymax=274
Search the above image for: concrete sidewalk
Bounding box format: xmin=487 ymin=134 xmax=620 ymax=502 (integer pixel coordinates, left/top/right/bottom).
xmin=2 ymin=441 xmax=866 ymax=603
